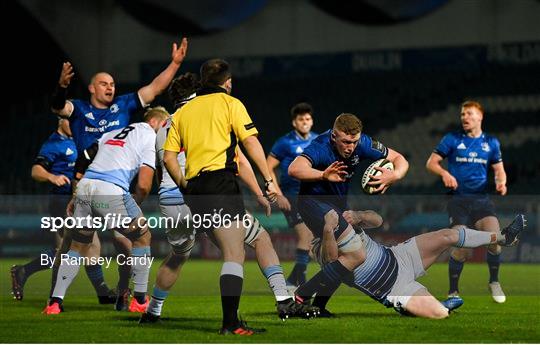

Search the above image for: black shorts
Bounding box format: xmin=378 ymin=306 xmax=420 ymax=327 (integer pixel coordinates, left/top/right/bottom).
xmin=184 ymin=169 xmax=245 ymax=232
xmin=281 ymin=194 xmax=303 ymax=228
xmin=48 ymin=194 xmax=71 ymax=218
xmin=47 ymin=194 xmax=71 ymax=239
xmin=447 ymin=195 xmax=496 ymax=227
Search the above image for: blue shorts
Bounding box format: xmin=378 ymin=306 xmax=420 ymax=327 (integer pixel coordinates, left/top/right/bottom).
xmin=447 ymin=195 xmax=496 ymax=227
xmin=297 ymin=197 xmax=349 ymax=239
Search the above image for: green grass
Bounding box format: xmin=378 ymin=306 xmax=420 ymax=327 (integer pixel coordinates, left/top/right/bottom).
xmin=1 ymin=259 xmax=539 ymax=343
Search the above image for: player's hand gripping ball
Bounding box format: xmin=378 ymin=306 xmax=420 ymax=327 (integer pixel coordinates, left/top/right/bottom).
xmin=361 ymin=159 xmax=394 ymax=194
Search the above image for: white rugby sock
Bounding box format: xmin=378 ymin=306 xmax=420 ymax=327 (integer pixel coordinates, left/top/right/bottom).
xmin=262 ymin=265 xmax=291 ymax=302
xmin=455 ymin=227 xmax=500 ymax=248
xmin=147 ymin=286 xmax=169 ymax=316
xmin=131 ymin=246 xmax=151 ymax=294
xmin=52 ymin=250 xmax=81 ymax=299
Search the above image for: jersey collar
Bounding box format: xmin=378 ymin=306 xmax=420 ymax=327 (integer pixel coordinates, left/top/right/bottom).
xmin=197 ymin=86 xmax=228 ymax=96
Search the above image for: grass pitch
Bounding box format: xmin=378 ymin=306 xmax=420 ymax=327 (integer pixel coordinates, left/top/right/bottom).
xmin=1 ymin=258 xmax=539 ymax=343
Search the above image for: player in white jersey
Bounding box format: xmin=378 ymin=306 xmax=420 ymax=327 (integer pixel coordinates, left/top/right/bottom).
xmin=307 ymin=210 xmax=526 ymax=319
xmin=43 ymin=108 xmax=169 ymax=314
xmin=140 ymin=74 xmax=317 ymax=324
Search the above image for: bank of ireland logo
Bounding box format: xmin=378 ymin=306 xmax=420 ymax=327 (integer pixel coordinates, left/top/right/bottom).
xmin=99 ymin=119 xmax=108 ymax=126
xmin=469 ymin=151 xmax=478 ymax=158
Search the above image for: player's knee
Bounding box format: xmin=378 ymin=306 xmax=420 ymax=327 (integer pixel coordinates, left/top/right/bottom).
xmin=164 ymin=252 xmax=190 ymax=270
xmin=439 ymin=228 xmax=459 ymax=246
xmin=121 ymin=218 xmax=150 ymax=244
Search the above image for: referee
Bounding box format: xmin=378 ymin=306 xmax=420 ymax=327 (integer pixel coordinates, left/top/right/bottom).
xmin=163 ymin=59 xmax=277 ymax=335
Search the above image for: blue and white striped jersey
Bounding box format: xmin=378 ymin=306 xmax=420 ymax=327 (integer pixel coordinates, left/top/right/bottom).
xmin=84 ymin=122 xmax=156 ymax=191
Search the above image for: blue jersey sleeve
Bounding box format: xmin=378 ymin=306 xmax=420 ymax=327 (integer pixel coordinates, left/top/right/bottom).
xmin=120 ymin=93 xmax=143 ymax=114
xmin=270 ymin=137 xmax=287 ymax=161
xmin=357 ymin=134 xmax=388 ymax=160
xmin=300 ymin=141 xmax=323 ymax=166
xmin=434 ymin=133 xmax=454 ymax=158
xmin=34 ymin=142 xmax=58 ymax=171
xmin=489 ymin=137 xmax=503 ymax=164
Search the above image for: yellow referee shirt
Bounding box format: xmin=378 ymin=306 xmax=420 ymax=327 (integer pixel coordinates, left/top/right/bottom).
xmin=164 ymin=89 xmax=258 ymax=180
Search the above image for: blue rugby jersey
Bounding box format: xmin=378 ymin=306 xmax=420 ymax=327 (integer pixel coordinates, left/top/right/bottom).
xmin=69 ymin=93 xmax=142 ymax=153
xmin=434 ymin=131 xmax=502 ymax=194
xmin=299 ymin=130 xmax=388 ymax=206
xmin=34 ymin=132 xmax=77 ymax=195
xmin=270 ymin=130 xmax=317 ymax=195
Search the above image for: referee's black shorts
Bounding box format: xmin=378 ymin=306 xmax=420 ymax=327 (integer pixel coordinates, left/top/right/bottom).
xmin=184 ymin=169 xmax=245 ymax=232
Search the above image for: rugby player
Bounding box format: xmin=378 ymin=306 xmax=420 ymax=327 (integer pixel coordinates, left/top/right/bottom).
xmin=43 ymin=108 xmax=169 ymax=314
xmin=11 ymin=118 xmax=114 ymax=303
xmin=267 ymin=102 xmax=317 ymax=289
xmin=310 ymin=210 xmax=525 ymax=318
xmin=288 ymin=113 xmax=409 ymax=306
xmin=50 ymin=38 xmax=188 ymax=307
xmin=426 ymin=100 xmax=509 ymax=302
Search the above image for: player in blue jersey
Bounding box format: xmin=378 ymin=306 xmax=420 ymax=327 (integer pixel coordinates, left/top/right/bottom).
xmin=49 ymin=37 xmax=188 ymax=307
xmin=288 ymin=113 xmax=409 ymax=306
xmin=50 ymin=37 xmax=188 ymax=154
xmin=267 ymin=102 xmax=317 ymax=289
xmin=10 ymin=118 xmax=115 ymax=304
xmin=311 ymin=209 xmax=525 ymax=319
xmin=426 ymin=100 xmax=509 ymax=303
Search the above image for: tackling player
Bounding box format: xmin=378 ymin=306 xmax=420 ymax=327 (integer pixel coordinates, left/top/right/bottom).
xmin=288 ymin=113 xmax=409 ymax=307
xmin=310 ymin=210 xmax=525 ymax=318
xmin=267 ymin=102 xmax=317 ymax=289
xmin=426 ymin=100 xmax=509 ymax=303
xmin=43 ymin=108 xmax=169 ymax=314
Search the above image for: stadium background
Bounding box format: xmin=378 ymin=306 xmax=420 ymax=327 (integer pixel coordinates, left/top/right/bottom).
xmin=2 ymin=0 xmax=539 ymax=264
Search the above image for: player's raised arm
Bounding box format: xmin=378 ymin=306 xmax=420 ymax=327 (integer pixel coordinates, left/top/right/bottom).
xmin=50 ymin=62 xmax=75 ymax=117
xmin=288 ymin=156 xmax=347 ymax=182
xmin=426 ymin=152 xmax=458 ymax=190
xmin=138 ymin=37 xmax=188 ymax=106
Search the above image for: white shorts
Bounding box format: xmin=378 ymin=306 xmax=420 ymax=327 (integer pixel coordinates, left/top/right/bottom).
xmin=160 ymin=203 xmax=195 ymax=251
xmin=385 ymin=237 xmax=427 ymax=310
xmin=74 ymin=178 xmax=141 ymax=230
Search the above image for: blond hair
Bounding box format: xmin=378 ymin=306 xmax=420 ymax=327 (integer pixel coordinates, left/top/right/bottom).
xmin=143 ymin=106 xmax=169 ymax=122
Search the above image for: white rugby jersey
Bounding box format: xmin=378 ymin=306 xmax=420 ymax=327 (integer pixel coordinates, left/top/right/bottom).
xmin=85 ymin=122 xmax=156 ymax=191
xmin=156 ymin=118 xmax=186 ymax=205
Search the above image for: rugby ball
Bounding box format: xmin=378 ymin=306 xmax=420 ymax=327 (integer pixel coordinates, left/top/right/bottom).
xmin=361 ymin=159 xmax=394 ymax=195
